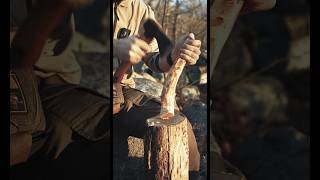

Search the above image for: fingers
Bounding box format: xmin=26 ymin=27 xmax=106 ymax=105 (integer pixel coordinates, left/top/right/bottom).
xmin=181 ymin=43 xmax=201 ymax=54
xmin=187 ymin=33 xmax=195 ymax=40
xmin=131 ymin=44 xmax=146 ymax=58
xmin=177 ymin=33 xmax=202 ymax=65
xmin=41 ymin=122 xmax=72 ymax=159
xmin=181 ymin=49 xmax=200 ymax=59
xmin=125 ymin=37 xmax=151 ymax=64
xmin=180 ymin=53 xmax=198 ymax=65
xmin=128 ymin=50 xmax=143 ymax=64
xmin=185 ymin=39 xmax=202 ymax=48
xmin=53 ymin=135 xmax=70 ymax=159
xmin=133 ymin=38 xmax=151 ymax=53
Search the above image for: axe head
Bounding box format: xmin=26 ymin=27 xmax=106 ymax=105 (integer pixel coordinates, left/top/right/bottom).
xmin=143 ymin=19 xmax=173 ymax=57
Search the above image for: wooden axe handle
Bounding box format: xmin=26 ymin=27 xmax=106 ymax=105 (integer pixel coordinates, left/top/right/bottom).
xmin=160 ymin=34 xmax=194 ymax=119
xmin=113 ymin=61 xmax=131 ymax=83
xmin=210 ymin=0 xmax=245 ymax=78
xmin=11 ymin=0 xmax=70 ymax=69
xmin=160 ymin=57 xmax=186 ymax=119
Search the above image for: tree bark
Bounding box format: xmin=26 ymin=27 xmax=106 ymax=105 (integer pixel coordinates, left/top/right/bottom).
xmin=145 ymin=114 xmax=189 ymax=180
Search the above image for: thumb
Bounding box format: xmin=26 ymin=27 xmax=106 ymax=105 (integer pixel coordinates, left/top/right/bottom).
xmin=187 ymin=33 xmax=195 ymax=40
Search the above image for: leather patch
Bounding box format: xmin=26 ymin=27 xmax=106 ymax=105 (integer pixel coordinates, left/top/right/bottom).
xmin=10 ymin=72 xmax=27 ymax=113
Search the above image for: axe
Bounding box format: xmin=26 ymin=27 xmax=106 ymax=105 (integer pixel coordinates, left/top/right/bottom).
xmin=142 ymin=21 xmax=192 ymax=180
xmin=139 ymin=19 xmax=192 ymax=120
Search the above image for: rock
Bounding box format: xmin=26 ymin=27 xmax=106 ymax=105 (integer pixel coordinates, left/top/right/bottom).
xmin=75 ymin=52 xmax=110 ymax=98
xmin=127 ymin=136 xmax=144 ymax=158
xmin=131 ymin=71 xmax=158 ymax=83
xmin=229 ymin=77 xmax=288 ymax=126
xmin=183 ymin=101 xmax=207 ymax=154
xmin=239 ymin=12 xmax=290 ymax=77
xmin=228 ymin=126 xmax=310 ymax=180
xmin=179 ymin=86 xmax=201 ymax=107
xmin=113 ymin=136 xmax=145 ymax=180
xmin=287 ymin=36 xmax=310 ymax=71
xmin=284 ymin=15 xmax=310 ymax=40
xmin=134 ymin=78 xmax=163 ymax=100
xmin=213 ymin=28 xmax=252 ymax=87
xmin=71 ymin=32 xmax=107 ymax=53
xmin=133 ymin=62 xmax=165 ymax=83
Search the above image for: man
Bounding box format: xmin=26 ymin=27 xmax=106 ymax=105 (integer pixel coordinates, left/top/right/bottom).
xmin=10 ymin=0 xmax=110 ymax=178
xmin=211 ymin=0 xmax=277 ymax=179
xmin=112 ymin=0 xmax=202 ymax=179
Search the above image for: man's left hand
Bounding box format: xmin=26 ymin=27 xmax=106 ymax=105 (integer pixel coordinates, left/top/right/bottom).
xmin=172 ymin=33 xmax=202 ymax=65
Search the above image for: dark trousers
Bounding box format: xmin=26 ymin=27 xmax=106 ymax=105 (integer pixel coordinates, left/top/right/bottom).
xmin=113 ymin=88 xmax=200 ymax=171
xmin=11 ymin=137 xmax=111 ymax=180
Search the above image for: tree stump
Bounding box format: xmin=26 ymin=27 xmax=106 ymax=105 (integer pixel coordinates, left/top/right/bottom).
xmin=143 ymin=21 xmax=195 ymax=180
xmin=144 ymin=113 xmax=189 ymax=180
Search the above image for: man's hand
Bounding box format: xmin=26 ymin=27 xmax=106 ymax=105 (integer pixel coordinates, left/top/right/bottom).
xmin=172 ymin=33 xmax=201 ymax=65
xmin=114 ymin=36 xmax=151 ymax=64
xmin=42 ymin=120 xmax=73 ymax=159
xmin=241 ymin=0 xmax=276 ymax=14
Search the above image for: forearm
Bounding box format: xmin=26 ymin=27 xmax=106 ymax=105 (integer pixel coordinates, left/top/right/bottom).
xmin=10 ymin=133 xmax=32 ymax=166
xmin=144 ymin=52 xmax=172 ymax=73
xmin=11 ymin=0 xmax=71 ymax=69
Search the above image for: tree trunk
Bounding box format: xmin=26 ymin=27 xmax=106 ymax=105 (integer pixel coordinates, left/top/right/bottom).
xmin=172 ymin=0 xmax=181 ymax=44
xmin=145 ymin=113 xmax=189 ymax=180
xmin=161 ymin=0 xmax=168 ymax=27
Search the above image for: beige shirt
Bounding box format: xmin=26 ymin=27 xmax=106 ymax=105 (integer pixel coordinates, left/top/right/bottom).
xmin=35 ymin=16 xmax=81 ymax=85
xmin=10 ymin=0 xmax=81 ymax=85
xmin=113 ymin=0 xmax=159 ymax=87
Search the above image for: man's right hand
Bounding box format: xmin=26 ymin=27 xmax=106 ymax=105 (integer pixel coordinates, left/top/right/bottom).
xmin=114 ymin=36 xmax=151 ymax=64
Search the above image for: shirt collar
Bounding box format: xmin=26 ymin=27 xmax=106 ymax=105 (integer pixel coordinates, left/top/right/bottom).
xmin=116 ymin=0 xmax=132 ymax=8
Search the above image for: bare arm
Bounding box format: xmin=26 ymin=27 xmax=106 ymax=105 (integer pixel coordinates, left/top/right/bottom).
xmin=10 ymin=0 xmax=94 ymax=69
xmin=10 ymin=0 xmax=72 ymax=69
